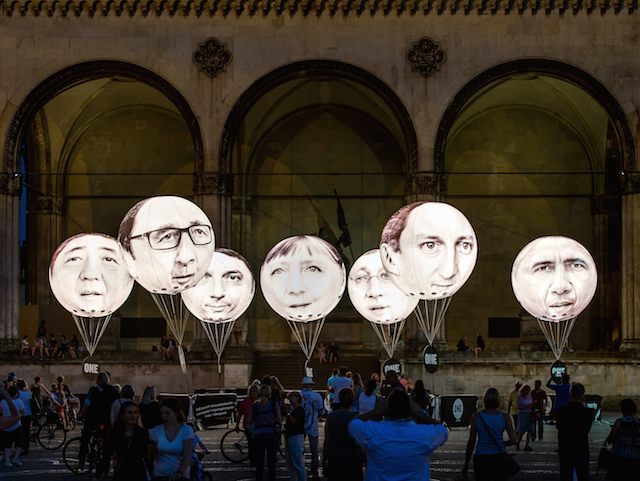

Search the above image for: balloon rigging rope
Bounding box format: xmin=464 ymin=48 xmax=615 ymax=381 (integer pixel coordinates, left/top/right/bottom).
xmin=201 ymin=321 xmax=235 ymax=373
xmin=152 ymin=293 xmax=189 ymax=345
xmin=537 ymin=317 xmax=576 ymax=360
xmin=370 ymin=319 xmax=406 ymax=359
xmin=287 ymin=318 xmax=326 ymax=362
xmin=72 ymin=314 xmax=112 ymax=357
xmin=413 ymin=297 xmax=452 ymax=346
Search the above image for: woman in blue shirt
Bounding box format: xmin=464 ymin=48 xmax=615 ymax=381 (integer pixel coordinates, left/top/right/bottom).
xmin=463 ymin=388 xmax=517 ymax=481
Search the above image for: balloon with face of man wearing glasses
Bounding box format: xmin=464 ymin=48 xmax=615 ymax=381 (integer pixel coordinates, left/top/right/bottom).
xmin=117 ymin=196 xmax=215 ymax=295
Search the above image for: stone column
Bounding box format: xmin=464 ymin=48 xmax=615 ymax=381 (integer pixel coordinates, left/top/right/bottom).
xmin=0 ymin=173 xmax=22 ymax=348
xmin=30 ymin=195 xmax=64 ymax=305
xmin=191 ymin=172 xmax=233 ymax=351
xmin=621 ymin=187 xmax=640 ymax=350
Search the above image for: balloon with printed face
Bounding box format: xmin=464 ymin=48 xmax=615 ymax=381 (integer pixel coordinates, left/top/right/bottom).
xmin=348 ymin=249 xmax=419 ymax=325
xmin=182 ymin=248 xmax=255 ymax=323
xmin=511 ymin=236 xmax=597 ymax=322
xmin=379 ymin=202 xmax=478 ymax=301
xmin=49 ymin=233 xmax=134 ymax=316
xmin=260 ymin=235 xmax=346 ymax=322
xmin=117 ymin=196 xmax=215 ymax=295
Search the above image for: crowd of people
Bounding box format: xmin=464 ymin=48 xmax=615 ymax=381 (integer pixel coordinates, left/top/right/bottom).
xmin=0 ymin=366 xmax=638 ymax=481
xmin=20 ymin=321 xmax=81 ymax=361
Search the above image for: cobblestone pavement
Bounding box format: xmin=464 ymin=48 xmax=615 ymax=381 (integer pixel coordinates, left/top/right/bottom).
xmin=0 ymin=416 xmax=613 ymax=481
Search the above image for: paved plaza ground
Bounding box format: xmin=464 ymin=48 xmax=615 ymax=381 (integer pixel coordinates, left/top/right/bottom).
xmin=0 ymin=415 xmax=615 ymax=481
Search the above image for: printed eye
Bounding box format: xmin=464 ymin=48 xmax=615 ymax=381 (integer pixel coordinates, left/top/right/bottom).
xmin=533 ymin=264 xmax=554 ymax=273
xmin=457 ymin=241 xmax=473 ymax=254
xmin=306 ymin=265 xmax=322 ymax=273
xmin=355 ymin=275 xmax=370 ymax=283
xmin=379 ymin=271 xmax=390 ymax=280
xmin=102 ymin=256 xmax=118 ymax=264
xmin=419 ymin=241 xmax=439 ymax=251
xmin=65 ymin=256 xmax=83 ymax=264
xmin=203 ymin=273 xmax=212 ymax=279
xmin=569 ymin=262 xmax=587 ymax=271
xmin=271 ymin=268 xmax=285 ymax=276
xmin=223 ymin=272 xmax=243 ymax=283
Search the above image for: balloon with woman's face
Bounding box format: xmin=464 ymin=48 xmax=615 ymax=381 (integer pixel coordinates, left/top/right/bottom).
xmin=49 ymin=233 xmax=134 ymax=316
xmin=117 ymin=196 xmax=215 ymax=295
xmin=182 ymin=248 xmax=255 ymax=323
xmin=260 ymin=236 xmax=346 ymax=322
xmin=511 ymin=236 xmax=597 ymax=322
xmin=348 ymin=249 xmax=418 ymax=325
xmin=380 ymin=202 xmax=478 ymax=300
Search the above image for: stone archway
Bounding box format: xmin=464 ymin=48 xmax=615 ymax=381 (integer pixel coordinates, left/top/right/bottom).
xmin=0 ymin=61 xmax=205 ymax=345
xmin=219 ymin=60 xmax=420 ymax=354
xmin=433 ymin=59 xmax=634 ymax=352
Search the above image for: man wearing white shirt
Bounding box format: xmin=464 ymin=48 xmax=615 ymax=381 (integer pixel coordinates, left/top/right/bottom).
xmin=348 ymin=389 xmax=448 ymax=481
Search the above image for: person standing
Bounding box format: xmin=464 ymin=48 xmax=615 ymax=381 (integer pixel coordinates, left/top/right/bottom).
xmin=463 ymin=388 xmax=517 ymax=481
xmin=507 ymin=381 xmax=522 ymax=430
xmin=547 ymin=373 xmax=571 ymax=416
xmin=139 ymin=386 xmax=162 ymax=430
xmin=148 ymin=399 xmax=194 ymax=480
xmin=359 ymin=380 xmax=378 ymax=415
xmin=474 ymin=334 xmax=485 ymax=358
xmin=323 ymin=389 xmax=362 ymax=481
xmin=301 ymin=377 xmax=323 ymax=481
xmin=109 ymin=384 xmax=134 ymax=427
xmin=16 ymin=380 xmax=31 ymax=456
xmin=284 ymin=391 xmax=306 ymax=481
xmin=330 ymin=367 xmax=353 ymax=411
xmin=1 ymin=386 xmax=25 ymax=467
xmin=516 ymin=385 xmax=533 ymax=451
xmin=531 ymin=380 xmax=548 ymax=441
xmin=349 ymin=389 xmax=448 ymax=481
xmin=352 ymin=373 xmax=364 ymax=412
xmin=326 ymin=369 xmax=339 ymax=411
xmin=96 ymin=401 xmax=149 ymax=481
xmin=248 ymin=385 xmax=282 ymax=481
xmin=604 ymin=398 xmax=640 ymax=480
xmin=556 ymin=383 xmax=593 ymax=481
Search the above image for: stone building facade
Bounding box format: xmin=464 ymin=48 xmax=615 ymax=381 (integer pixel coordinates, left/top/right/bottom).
xmin=1 ymin=1 xmax=640 ymax=368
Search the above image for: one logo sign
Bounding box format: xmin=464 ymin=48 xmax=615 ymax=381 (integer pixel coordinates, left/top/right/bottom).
xmin=422 ymin=345 xmax=439 ymax=373
xmin=550 ymin=360 xmax=568 ymax=384
xmin=383 ymin=358 xmax=402 ymax=376
xmin=452 ymin=398 xmax=464 ymax=421
xmin=82 ymin=356 xmax=100 ymax=380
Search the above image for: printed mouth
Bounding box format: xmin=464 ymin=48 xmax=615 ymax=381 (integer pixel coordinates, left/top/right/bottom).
xmin=172 ymin=274 xmax=195 ymax=283
xmin=549 ymin=301 xmax=574 ymax=308
xmin=369 ymin=305 xmax=390 ymax=311
xmin=204 ymin=304 xmax=229 ymax=312
xmin=80 ymin=292 xmax=103 ymax=297
xmin=289 ymin=303 xmax=311 ymax=309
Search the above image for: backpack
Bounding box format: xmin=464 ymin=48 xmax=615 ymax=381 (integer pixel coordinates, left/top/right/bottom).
xmin=252 ymin=401 xmax=280 ymax=434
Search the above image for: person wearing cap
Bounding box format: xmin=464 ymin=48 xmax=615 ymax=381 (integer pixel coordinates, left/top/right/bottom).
xmin=302 ymin=377 xmax=324 ymax=481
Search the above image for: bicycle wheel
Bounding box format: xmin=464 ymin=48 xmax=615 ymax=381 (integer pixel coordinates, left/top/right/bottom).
xmin=62 ymin=437 xmax=89 ymax=475
xmin=37 ymin=422 xmax=66 ymax=450
xmin=66 ymin=414 xmax=77 ymax=432
xmin=220 ymin=429 xmax=250 ymax=463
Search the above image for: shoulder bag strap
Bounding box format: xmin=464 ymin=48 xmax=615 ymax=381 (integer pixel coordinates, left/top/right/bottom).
xmin=477 ymin=412 xmax=506 ymax=454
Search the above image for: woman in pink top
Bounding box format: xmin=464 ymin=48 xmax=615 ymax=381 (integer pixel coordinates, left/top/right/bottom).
xmin=516 ymin=385 xmax=533 ymax=451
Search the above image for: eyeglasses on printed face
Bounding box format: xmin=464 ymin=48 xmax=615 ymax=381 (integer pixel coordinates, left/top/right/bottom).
xmin=131 ymin=225 xmax=212 ymax=251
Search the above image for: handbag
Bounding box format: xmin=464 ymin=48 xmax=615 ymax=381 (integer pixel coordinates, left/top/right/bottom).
xmin=597 ymin=443 xmax=616 ymax=471
xmin=477 ymin=412 xmax=521 ymax=478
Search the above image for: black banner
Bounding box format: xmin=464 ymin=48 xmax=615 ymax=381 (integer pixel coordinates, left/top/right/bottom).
xmin=440 ymin=395 xmax=478 ymax=428
xmin=192 ymin=393 xmax=237 ymax=427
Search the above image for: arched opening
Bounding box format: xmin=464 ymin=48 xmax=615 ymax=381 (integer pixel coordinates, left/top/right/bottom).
xmin=434 ymin=60 xmax=632 ymax=352
xmin=220 ymin=60 xmax=418 ymax=355
xmin=5 ymin=61 xmax=204 ymax=349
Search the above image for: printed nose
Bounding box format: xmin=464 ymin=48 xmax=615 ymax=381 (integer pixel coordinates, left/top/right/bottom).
xmin=209 ymin=277 xmax=225 ymax=300
xmin=287 ymin=269 xmax=306 ymax=295
xmin=439 ymin=247 xmax=457 ymax=280
xmin=366 ymin=277 xmax=383 ymax=299
xmin=174 ymin=235 xmax=196 ymax=266
xmin=80 ymin=257 xmax=101 ymax=281
xmin=550 ymin=268 xmax=571 ymax=295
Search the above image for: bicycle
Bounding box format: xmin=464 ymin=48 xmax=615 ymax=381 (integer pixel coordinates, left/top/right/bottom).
xmin=62 ymin=426 xmax=106 ymax=476
xmin=193 ymin=451 xmax=214 ymax=481
xmin=220 ymin=426 xmax=285 ymax=463
xmin=34 ymin=408 xmax=67 ymax=450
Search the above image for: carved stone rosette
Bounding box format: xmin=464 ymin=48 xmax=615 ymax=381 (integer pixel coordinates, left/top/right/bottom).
xmin=406 ymin=172 xmax=447 ymax=196
xmin=407 ymin=37 xmax=447 ymax=78
xmin=0 ymin=173 xmax=22 ymax=196
xmin=194 ymin=172 xmax=233 ymax=195
xmin=31 ymin=195 xmax=64 ymax=215
xmin=193 ymin=38 xmax=232 ymax=78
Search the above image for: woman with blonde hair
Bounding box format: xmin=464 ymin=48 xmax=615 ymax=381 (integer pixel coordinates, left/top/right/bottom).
xmin=463 ymin=388 xmax=517 ymax=481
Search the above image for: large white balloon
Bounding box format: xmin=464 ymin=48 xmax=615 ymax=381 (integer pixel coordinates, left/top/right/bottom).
xmin=117 ymin=196 xmax=215 ymax=294
xmin=511 ymin=236 xmax=597 ymax=322
xmin=348 ymin=249 xmax=418 ymax=325
xmin=260 ymin=235 xmax=346 ymax=322
xmin=49 ymin=233 xmax=133 ymax=317
xmin=380 ymin=202 xmax=478 ymax=300
xmin=182 ymin=248 xmax=255 ymax=323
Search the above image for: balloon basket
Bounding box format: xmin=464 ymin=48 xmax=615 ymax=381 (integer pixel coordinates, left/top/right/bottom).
xmin=537 ymin=317 xmax=577 ymax=360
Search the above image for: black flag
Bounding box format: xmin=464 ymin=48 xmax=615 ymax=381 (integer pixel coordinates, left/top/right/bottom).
xmin=334 ymin=189 xmax=352 ymax=248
